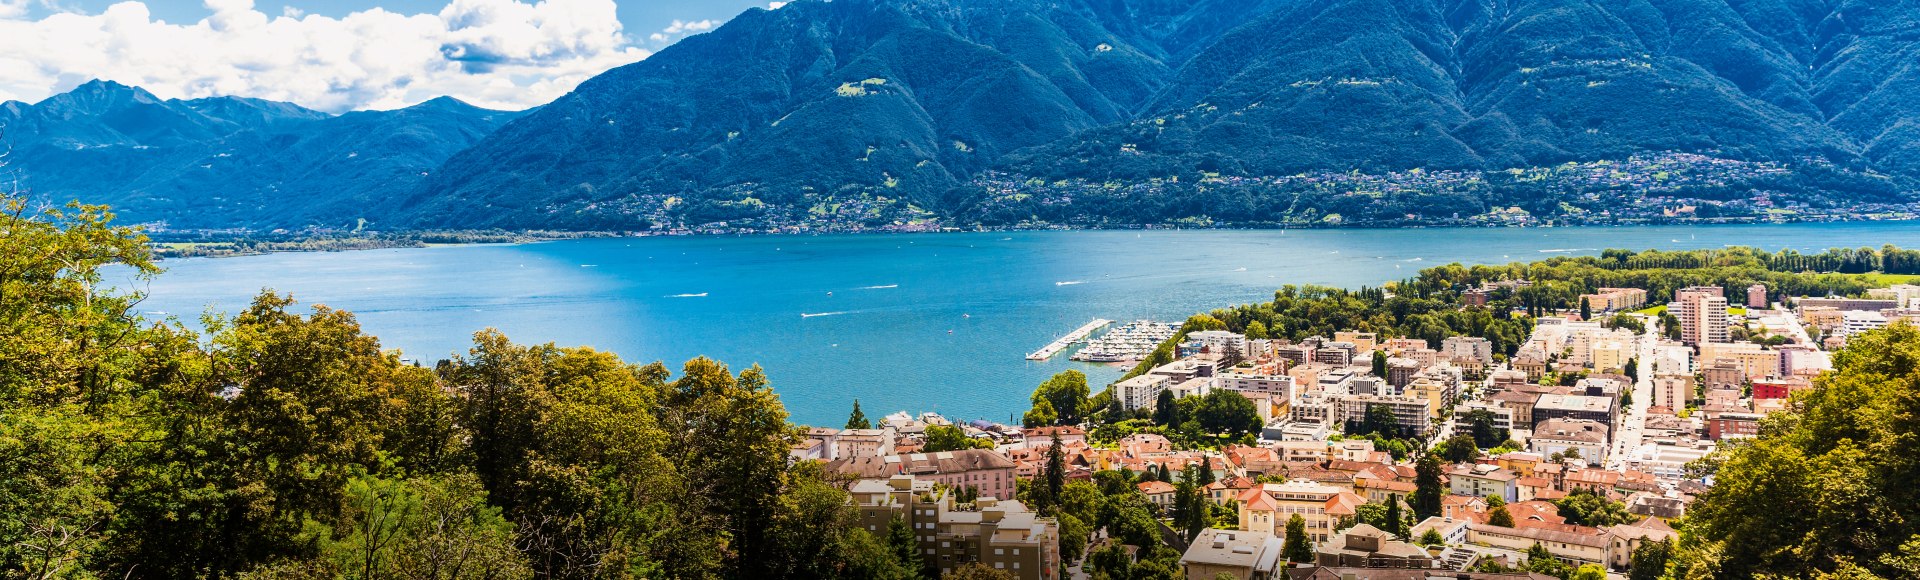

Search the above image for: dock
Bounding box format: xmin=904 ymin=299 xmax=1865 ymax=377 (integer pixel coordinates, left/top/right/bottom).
xmin=1027 ymin=318 xmax=1113 ymax=360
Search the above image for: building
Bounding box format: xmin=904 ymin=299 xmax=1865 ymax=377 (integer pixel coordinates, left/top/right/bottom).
xmin=1385 ymin=358 xmax=1421 ymax=390
xmin=1651 ymin=374 xmax=1693 ymax=410
xmin=1581 ymin=287 xmax=1648 ymax=312
xmin=1335 ymin=332 xmax=1380 ymax=352
xmin=1747 ymin=284 xmax=1768 ymax=308
xmin=1239 ymin=480 xmax=1364 ymax=543
xmin=1797 ymin=297 xmax=1898 ymax=312
xmin=1529 ymin=419 xmax=1609 ymax=466
xmin=1139 ymin=481 xmax=1177 ymax=509
xmin=1842 ymin=310 xmax=1890 ymax=338
xmin=1448 ymin=464 xmax=1519 ymax=503
xmin=1698 ymin=342 xmax=1783 ymax=382
xmin=1465 ymin=523 xmax=1608 ymax=567
xmin=1530 ymin=394 xmax=1615 ymax=432
xmin=1606 ymin=517 xmax=1679 ymax=570
xmin=1022 ymin=426 xmax=1086 ymax=449
xmin=1708 ymin=412 xmax=1763 ymax=440
xmin=1117 ymin=374 xmax=1172 ymax=412
xmin=1314 ymin=524 xmax=1435 ymax=569
xmin=1328 ymin=394 xmax=1433 ymax=435
xmin=1670 ymin=287 xmax=1729 ymax=346
xmin=849 ymin=476 xmax=1059 ymax=579
xmin=828 ymin=448 xmax=1018 ymax=501
xmin=1180 ymin=528 xmax=1284 ymax=580
xmin=835 ymin=428 xmax=897 ymax=459
xmin=1442 ymin=336 xmax=1495 ymax=365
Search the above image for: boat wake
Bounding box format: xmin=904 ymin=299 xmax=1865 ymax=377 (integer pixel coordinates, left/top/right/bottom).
xmin=668 ymin=293 xmax=708 ymax=298
xmin=858 ymin=284 xmax=899 ymax=290
xmin=1055 ymin=280 xmax=1086 ymax=286
xmin=802 ymin=311 xmax=846 ymax=318
xmin=1233 ymin=267 xmax=1248 ymax=272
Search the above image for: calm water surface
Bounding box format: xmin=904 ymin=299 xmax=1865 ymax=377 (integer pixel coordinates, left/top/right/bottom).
xmin=124 ymin=223 xmax=1920 ymax=425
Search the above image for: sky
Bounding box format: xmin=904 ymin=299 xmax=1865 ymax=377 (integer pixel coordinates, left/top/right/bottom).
xmin=0 ymin=0 xmax=773 ymax=112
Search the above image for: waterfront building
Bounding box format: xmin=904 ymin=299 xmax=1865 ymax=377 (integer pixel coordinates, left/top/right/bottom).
xmin=1116 ymin=374 xmax=1172 ymax=412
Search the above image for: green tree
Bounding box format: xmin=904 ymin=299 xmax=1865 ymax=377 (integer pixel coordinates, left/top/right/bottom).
xmin=1411 ymin=453 xmax=1445 ymax=520
xmin=1525 ymin=542 xmax=1571 ymax=578
xmin=1022 ymin=398 xmax=1059 ymax=428
xmin=923 ymin=424 xmax=992 ymax=452
xmin=1244 ymin=321 xmax=1270 ymax=341
xmin=886 ymin=516 xmax=922 ymax=577
xmin=1580 ymin=297 xmax=1592 ymax=320
xmin=1031 ymin=370 xmax=1091 ymax=426
xmin=1488 ymin=505 xmax=1515 ymax=528
xmin=948 ymin=562 xmax=1016 ymax=580
xmin=1440 ymin=433 xmax=1482 ymax=464
xmin=1465 ymin=408 xmax=1510 ymax=448
xmin=1554 ymin=489 xmax=1631 ymax=528
xmin=319 ymin=472 xmax=532 ymax=580
xmin=1571 ymin=563 xmax=1607 ymax=580
xmin=1282 ymin=514 xmax=1314 ymax=563
xmin=1192 ymin=389 xmax=1261 ymax=438
xmin=1629 ymin=538 xmax=1672 ymax=580
xmin=1152 ymin=389 xmax=1179 ymax=426
xmin=1418 ymin=529 xmax=1446 ymax=547
xmin=1372 ymin=349 xmax=1389 ymax=378
xmin=846 ymin=399 xmax=872 ymax=429
xmin=1384 ymin=494 xmax=1407 ymax=538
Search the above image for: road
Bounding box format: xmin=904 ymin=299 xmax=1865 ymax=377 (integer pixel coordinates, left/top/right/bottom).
xmin=1607 ymin=320 xmax=1659 ymax=471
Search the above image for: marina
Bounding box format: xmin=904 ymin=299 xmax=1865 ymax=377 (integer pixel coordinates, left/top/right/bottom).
xmin=1026 ymin=318 xmax=1113 ymax=360
xmin=1071 ymin=320 xmax=1180 ymax=362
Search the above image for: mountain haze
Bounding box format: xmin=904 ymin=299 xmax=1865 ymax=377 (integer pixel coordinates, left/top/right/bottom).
xmin=6 ymin=0 xmax=1920 ymax=231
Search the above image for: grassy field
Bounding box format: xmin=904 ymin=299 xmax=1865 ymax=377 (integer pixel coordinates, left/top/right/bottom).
xmin=1857 ymin=273 xmax=1920 ymax=286
xmin=1632 ymin=304 xmax=1668 ymax=316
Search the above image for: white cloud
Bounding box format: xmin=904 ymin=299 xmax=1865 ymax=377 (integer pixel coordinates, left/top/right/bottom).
xmin=0 ymin=0 xmax=652 ymax=112
xmin=767 ymin=2 xmax=787 ymax=9
xmin=647 ymin=18 xmax=715 ymax=43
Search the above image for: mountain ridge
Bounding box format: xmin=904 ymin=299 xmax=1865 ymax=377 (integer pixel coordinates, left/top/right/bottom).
xmin=5 ymin=0 xmax=1920 ymax=231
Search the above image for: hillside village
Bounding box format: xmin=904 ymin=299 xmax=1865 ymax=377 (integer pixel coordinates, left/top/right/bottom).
xmin=793 ymin=277 xmax=1920 ymax=579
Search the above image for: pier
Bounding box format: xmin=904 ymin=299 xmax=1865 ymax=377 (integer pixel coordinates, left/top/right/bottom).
xmin=1027 ymin=318 xmax=1113 ymax=360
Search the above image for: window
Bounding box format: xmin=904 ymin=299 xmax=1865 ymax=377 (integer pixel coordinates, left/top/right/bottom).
xmin=995 ymin=549 xmax=1004 ymax=555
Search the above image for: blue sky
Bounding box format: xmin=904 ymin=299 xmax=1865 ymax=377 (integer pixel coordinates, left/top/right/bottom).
xmin=0 ymin=0 xmax=779 ymax=111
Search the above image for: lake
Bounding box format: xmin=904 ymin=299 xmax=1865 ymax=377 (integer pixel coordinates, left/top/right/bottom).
xmin=123 ymin=222 xmax=1920 ymax=426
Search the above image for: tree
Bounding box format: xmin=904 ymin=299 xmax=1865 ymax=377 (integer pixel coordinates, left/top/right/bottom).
xmin=923 ymin=424 xmax=992 ymax=452
xmin=1087 ymin=543 xmax=1133 ymax=579
xmin=1384 ymin=494 xmax=1407 ymax=538
xmin=1036 ymin=437 xmax=1066 ymax=512
xmin=1441 ymin=433 xmax=1482 ymax=464
xmin=1624 ymin=357 xmax=1639 ymax=381
xmin=1580 ymin=297 xmax=1592 ymax=320
xmin=1192 ymin=389 xmax=1261 ymax=438
xmin=1022 ymin=398 xmax=1059 ymax=428
xmin=947 ymin=562 xmax=1015 ymax=580
xmin=886 ymin=516 xmax=922 ymax=577
xmin=1372 ymin=350 xmax=1389 ymax=378
xmin=1487 ymin=505 xmax=1515 ymax=528
xmin=1282 ymin=514 xmax=1314 ymax=563
xmin=1411 ymin=453 xmax=1444 ymax=520
xmin=1465 ymin=409 xmax=1510 ymax=448
xmin=1245 ymin=321 xmax=1270 ymax=341
xmin=1571 ymin=563 xmax=1607 ymax=580
xmin=1629 ymin=538 xmax=1672 ymax=580
xmin=1031 ymin=370 xmax=1091 ymax=426
xmin=1057 ymin=513 xmax=1090 ymax=563
xmin=846 ymin=399 xmax=872 ymax=429
xmin=1525 ymin=542 xmax=1571 ymax=578
xmin=1554 ymin=489 xmax=1631 ymax=528
xmin=1153 ymin=389 xmax=1180 ymax=426
xmin=319 ymin=472 xmax=531 ymax=580
xmin=1418 ymin=529 xmax=1446 ymax=547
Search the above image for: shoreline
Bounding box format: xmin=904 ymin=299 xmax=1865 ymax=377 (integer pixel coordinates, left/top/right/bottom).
xmin=142 ymin=213 xmax=1920 ymax=260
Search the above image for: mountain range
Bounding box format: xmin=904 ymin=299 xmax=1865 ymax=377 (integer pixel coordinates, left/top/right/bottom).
xmin=5 ymin=0 xmax=1920 ymax=232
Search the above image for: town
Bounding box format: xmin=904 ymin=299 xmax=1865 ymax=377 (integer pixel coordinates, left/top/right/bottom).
xmin=791 ymin=264 xmax=1920 ymax=580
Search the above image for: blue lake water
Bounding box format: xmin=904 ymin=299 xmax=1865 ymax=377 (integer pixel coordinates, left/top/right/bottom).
xmin=122 ymin=222 xmax=1920 ymax=426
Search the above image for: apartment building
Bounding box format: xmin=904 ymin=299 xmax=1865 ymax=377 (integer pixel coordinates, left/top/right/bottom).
xmin=849 ymin=475 xmax=1060 ymax=579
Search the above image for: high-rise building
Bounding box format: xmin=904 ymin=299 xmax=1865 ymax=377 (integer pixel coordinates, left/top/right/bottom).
xmin=1747 ymin=284 xmax=1768 ymax=308
xmin=1670 ymin=286 xmax=1728 ymax=346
